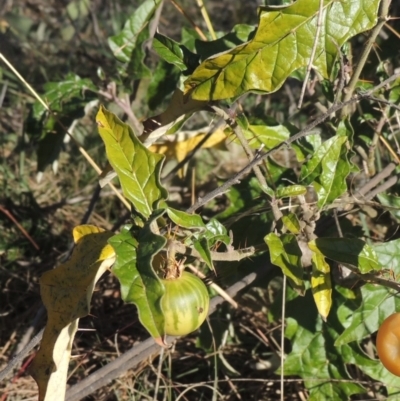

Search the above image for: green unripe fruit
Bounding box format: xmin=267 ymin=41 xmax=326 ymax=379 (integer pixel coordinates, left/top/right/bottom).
xmin=161 ymin=271 xmax=210 ymax=336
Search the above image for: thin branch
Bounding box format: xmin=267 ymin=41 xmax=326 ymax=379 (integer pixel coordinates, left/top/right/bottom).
xmin=187 ymin=72 xmax=400 ymax=213
xmin=172 ymin=240 xmax=255 ymax=262
xmin=298 ymin=0 xmax=324 ymax=109
xmin=0 ymin=206 xmax=40 ymax=250
xmin=229 ymin=119 xmax=269 ymax=192
xmin=356 ymin=162 xmax=396 ymax=197
xmin=0 ymin=328 xmax=44 ymax=381
xmin=280 ymin=275 xmax=287 ymax=401
xmin=367 ymin=95 xmax=400 ymax=113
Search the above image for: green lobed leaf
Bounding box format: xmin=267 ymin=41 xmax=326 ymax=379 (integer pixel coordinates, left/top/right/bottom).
xmin=300 ymin=135 xmax=351 ymax=208
xmin=184 ymin=0 xmax=380 ymax=100
xmin=166 ymin=207 xmax=206 ymax=229
xmin=96 ymin=106 xmax=167 ymax=219
xmin=109 ymin=224 xmax=167 ymax=339
xmin=309 ymin=238 xmax=380 ymax=273
xmin=108 ymin=0 xmax=161 ymax=64
xmin=265 ymin=233 xmax=304 ymax=293
xmin=282 ymin=317 xmax=364 ymax=400
xmin=335 ymin=284 xmax=400 ymax=346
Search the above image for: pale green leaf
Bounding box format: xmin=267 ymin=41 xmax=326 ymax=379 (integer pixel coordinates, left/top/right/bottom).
xmin=265 ymin=233 xmax=304 ymax=293
xmin=374 ymin=239 xmax=400 ymax=275
xmin=377 ymin=193 xmax=400 ymax=223
xmin=32 ymin=73 xmax=96 ymax=119
xmin=167 ymin=208 xmax=205 ymax=229
xmin=108 ymin=0 xmax=161 ymax=64
xmin=276 ymin=185 xmax=307 ymax=199
xmin=281 ymin=213 xmax=301 ymax=234
xmin=96 ymin=106 xmax=167 ymax=219
xmin=184 ymin=0 xmax=380 ymax=100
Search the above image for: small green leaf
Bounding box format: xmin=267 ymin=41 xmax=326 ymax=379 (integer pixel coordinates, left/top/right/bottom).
xmin=193 ymin=237 xmax=214 ymax=272
xmin=311 ymin=252 xmax=332 ymax=320
xmin=265 ymin=233 xmax=304 ymax=293
xmin=167 ymin=208 xmax=206 ymax=229
xmin=281 ymin=213 xmax=301 ymax=235
xmin=153 ymin=33 xmax=189 ymax=71
xmin=203 ymin=218 xmax=231 ymax=246
xmin=110 ymin=224 xmax=167 ymax=339
xmin=309 ymin=238 xmax=380 ymax=273
xmin=184 ymin=0 xmax=380 ymax=100
xmin=108 ymin=0 xmax=161 ymax=64
xmin=96 ymin=106 xmax=167 ymax=219
xmin=276 ymin=185 xmax=307 ymax=199
xmin=301 ymin=135 xmax=351 ymax=208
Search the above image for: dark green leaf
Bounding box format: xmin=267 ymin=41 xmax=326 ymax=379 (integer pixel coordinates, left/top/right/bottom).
xmin=193 ymin=237 xmax=214 ymax=271
xmin=32 ymin=73 xmax=96 ymax=119
xmin=153 ymin=33 xmax=189 ymax=71
xmin=109 ymin=224 xmax=166 ymax=339
xmin=309 ymin=238 xmax=380 ymax=273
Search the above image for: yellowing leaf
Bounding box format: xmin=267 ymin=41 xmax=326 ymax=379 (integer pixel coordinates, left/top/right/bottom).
xmin=150 ymin=128 xmax=226 ymax=177
xmin=142 ymin=89 xmax=210 ymax=146
xmin=30 ymin=226 xmax=115 ymax=401
xmin=184 ymin=0 xmax=380 ymax=100
xmin=311 ymin=251 xmax=332 ymax=321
